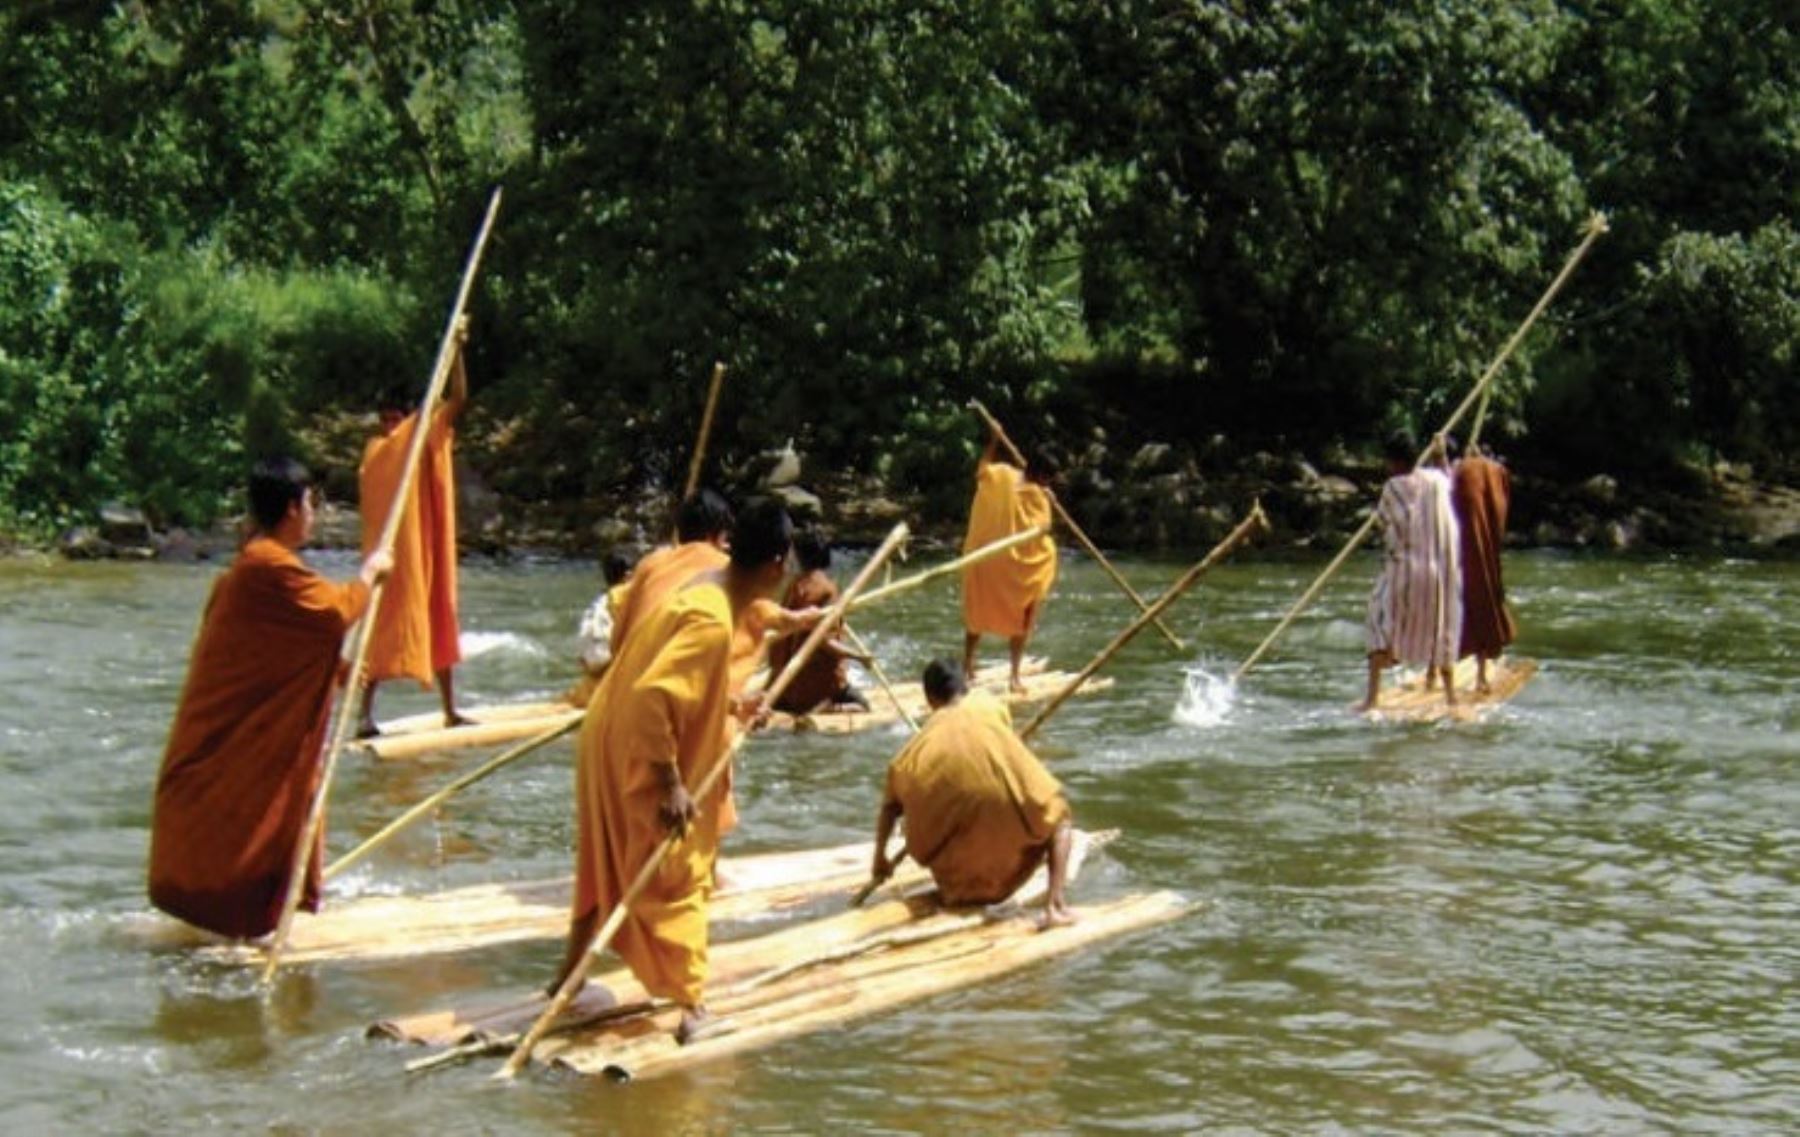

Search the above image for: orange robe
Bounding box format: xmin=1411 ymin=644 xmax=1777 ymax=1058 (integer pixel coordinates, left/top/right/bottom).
xmin=883 ymin=690 xmax=1070 ymax=906
xmin=148 ymin=537 xmax=369 ymax=938
xmin=1453 ymin=455 xmax=1517 ymax=660
xmin=359 ymin=409 xmax=460 ymax=686
xmin=767 ymin=571 xmax=853 ymax=713
xmin=962 ymin=458 xmax=1058 ymax=637
xmin=609 ymin=541 xmax=729 ymax=656
xmin=573 ymin=580 xmax=735 ymax=1005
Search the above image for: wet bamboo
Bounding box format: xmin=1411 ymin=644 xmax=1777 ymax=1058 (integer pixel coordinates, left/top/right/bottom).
xmin=846 ymin=526 xmax=1045 ymax=612
xmin=967 ymin=400 xmax=1185 ymax=651
xmin=1231 ymin=212 xmax=1611 ymax=682
xmin=1020 ymin=503 xmax=1269 ymax=742
xmin=676 ymin=362 xmax=729 ymax=530
xmin=263 ymin=187 xmax=504 ymax=983
xmin=497 ymin=523 xmax=911 ymax=1078
xmin=324 ymin=716 xmax=580 ymax=882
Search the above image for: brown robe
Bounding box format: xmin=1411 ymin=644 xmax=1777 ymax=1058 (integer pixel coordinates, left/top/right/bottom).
xmin=1452 ymin=455 xmax=1517 ymax=660
xmin=148 ymin=537 xmax=369 ymax=938
xmin=766 ymin=570 xmax=855 ymax=713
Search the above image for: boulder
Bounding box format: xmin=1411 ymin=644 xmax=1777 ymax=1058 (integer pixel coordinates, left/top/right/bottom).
xmin=98 ymin=501 xmax=153 ymax=550
xmin=1580 ymin=474 xmax=1618 ymax=506
xmin=60 ymin=527 xmax=113 ymax=560
xmin=769 ymin=483 xmax=823 ymax=520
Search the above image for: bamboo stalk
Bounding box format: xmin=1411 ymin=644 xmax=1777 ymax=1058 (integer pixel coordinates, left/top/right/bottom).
xmin=324 ymin=716 xmax=580 ymax=882
xmin=967 ymin=400 xmax=1185 ymax=651
xmin=497 ymin=523 xmax=911 ymax=1078
xmin=841 ymin=623 xmax=918 ymax=732
xmin=1231 ymin=212 xmax=1610 ymax=682
xmin=849 ymin=847 xmax=907 ymax=909
xmin=846 ymin=526 xmax=1045 ymax=612
xmin=1020 ymin=502 xmax=1269 ymax=742
xmin=262 ymin=186 xmax=504 ymax=984
xmin=681 ymin=362 xmax=728 ymax=502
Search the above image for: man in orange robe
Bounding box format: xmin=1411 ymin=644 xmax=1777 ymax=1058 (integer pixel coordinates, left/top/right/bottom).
xmin=148 ymin=458 xmax=391 ymax=938
xmin=550 ymin=501 xmax=796 ymax=1044
xmin=1451 ymin=441 xmax=1518 ymax=691
xmin=962 ymin=429 xmax=1058 ymax=693
xmin=871 ymin=659 xmax=1075 ymax=928
xmin=355 ymin=325 xmax=470 ymax=737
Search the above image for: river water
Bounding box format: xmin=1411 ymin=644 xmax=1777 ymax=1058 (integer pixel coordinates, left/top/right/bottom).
xmin=0 ymin=548 xmax=1792 ymax=1133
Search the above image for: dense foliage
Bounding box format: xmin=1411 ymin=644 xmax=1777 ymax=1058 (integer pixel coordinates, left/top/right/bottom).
xmin=1 ymin=0 xmax=1792 ymax=534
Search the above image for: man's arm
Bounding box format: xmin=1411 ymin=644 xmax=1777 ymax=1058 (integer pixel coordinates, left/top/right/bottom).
xmin=871 ymin=798 xmax=903 ymax=881
xmin=441 ymin=316 xmax=470 ymax=424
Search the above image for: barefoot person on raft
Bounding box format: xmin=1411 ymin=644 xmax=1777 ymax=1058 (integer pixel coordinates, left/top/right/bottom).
xmin=869 ymin=659 xmax=1077 ymax=929
xmin=961 ymin=426 xmax=1058 ymax=694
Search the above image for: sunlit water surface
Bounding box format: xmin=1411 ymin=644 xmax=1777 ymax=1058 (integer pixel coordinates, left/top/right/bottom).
xmin=0 ymin=549 xmax=1793 ymax=1133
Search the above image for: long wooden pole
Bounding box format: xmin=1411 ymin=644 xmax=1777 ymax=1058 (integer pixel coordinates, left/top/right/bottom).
xmin=681 ymin=362 xmax=728 ymax=502
xmin=968 ymin=400 xmax=1185 ymax=651
xmin=841 ymin=623 xmax=919 ymax=732
xmin=1231 ymin=212 xmax=1610 ymax=683
xmin=323 ymin=716 xmax=579 ymax=882
xmin=1020 ymin=503 xmax=1268 ymax=742
xmin=498 ymin=523 xmax=911 ymax=1078
xmin=262 ymin=187 xmax=504 ymax=983
xmin=847 ymin=526 xmax=1045 ymax=612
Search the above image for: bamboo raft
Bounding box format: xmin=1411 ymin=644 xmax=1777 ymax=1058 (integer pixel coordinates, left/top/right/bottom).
xmin=374 ymin=832 xmax=1188 ymax=1081
xmin=1362 ymin=655 xmax=1538 ymax=724
xmin=137 ymin=840 xmax=931 ymax=966
xmin=351 ymin=700 xmax=581 ymax=762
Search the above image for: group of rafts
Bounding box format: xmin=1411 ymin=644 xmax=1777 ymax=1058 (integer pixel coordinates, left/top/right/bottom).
xmin=149 ymin=197 xmax=1578 ymax=1082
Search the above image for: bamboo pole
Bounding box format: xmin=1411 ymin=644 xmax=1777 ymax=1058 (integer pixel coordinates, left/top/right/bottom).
xmin=1231 ymin=212 xmax=1611 ymax=683
xmin=846 ymin=525 xmax=1045 ymax=612
xmin=967 ymin=400 xmax=1185 ymax=651
xmin=497 ymin=523 xmax=911 ymax=1078
xmin=682 ymin=362 xmax=729 ymax=502
xmin=262 ymin=187 xmax=504 ymax=984
xmin=1020 ymin=502 xmax=1268 ymax=742
xmin=324 ymin=716 xmax=579 ymax=882
xmin=841 ymin=623 xmax=918 ymax=732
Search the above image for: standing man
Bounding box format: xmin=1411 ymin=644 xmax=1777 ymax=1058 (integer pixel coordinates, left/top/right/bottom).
xmin=549 ymin=502 xmax=795 ymax=1045
xmin=1362 ymin=431 xmax=1462 ymax=710
xmin=356 ymin=320 xmax=470 ymax=737
xmin=567 ymin=547 xmax=638 ymax=709
xmin=148 ymin=458 xmax=391 ymax=938
xmin=961 ymin=427 xmax=1058 ymax=693
xmin=869 ymin=659 xmax=1076 ymax=928
xmin=1451 ymin=439 xmax=1517 ymax=691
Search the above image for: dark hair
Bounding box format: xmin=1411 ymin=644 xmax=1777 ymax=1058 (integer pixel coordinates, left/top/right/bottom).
xmin=793 ymin=526 xmax=832 ymax=572
xmin=922 ymin=658 xmax=968 ymax=705
xmin=728 ymin=499 xmax=793 ymax=571
xmin=377 ymin=385 xmax=412 ymax=414
xmin=675 ymin=489 xmax=735 ymax=543
xmin=1383 ymin=429 xmax=1417 ymax=465
xmin=602 ymin=548 xmax=635 ymax=586
xmin=248 ymin=457 xmax=311 ymax=531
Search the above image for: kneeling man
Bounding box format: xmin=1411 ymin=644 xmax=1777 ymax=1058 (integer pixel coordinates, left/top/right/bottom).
xmin=870 ymin=659 xmax=1075 ymax=927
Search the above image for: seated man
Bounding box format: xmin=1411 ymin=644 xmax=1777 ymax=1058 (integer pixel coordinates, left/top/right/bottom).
xmin=767 ymin=527 xmax=871 ymax=715
xmin=870 ymin=659 xmax=1075 ymax=928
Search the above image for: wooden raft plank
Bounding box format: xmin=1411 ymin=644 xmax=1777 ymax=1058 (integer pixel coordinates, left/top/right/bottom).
xmin=551 ymin=890 xmax=1192 ymax=1081
xmin=352 ymin=706 xmax=583 ymax=762
xmin=1362 ymin=656 xmax=1539 ymax=724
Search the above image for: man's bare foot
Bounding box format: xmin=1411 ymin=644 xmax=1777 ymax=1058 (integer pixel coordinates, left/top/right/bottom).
xmin=1008 ymin=677 xmax=1028 ymax=696
xmin=445 ymin=710 xmax=474 ymax=728
xmin=355 ymin=719 xmax=381 ymax=740
xmin=675 ymin=1006 xmax=729 ymax=1045
xmin=1038 ymin=901 xmax=1078 ymax=930
xmin=544 ymin=971 xmax=582 ymax=999
xmin=1356 ymin=697 xmax=1378 ymax=713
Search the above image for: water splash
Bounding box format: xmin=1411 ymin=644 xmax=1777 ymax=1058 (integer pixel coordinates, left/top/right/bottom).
xmin=1173 ymin=665 xmax=1237 ymax=728
xmin=459 ymin=630 xmax=547 ymax=660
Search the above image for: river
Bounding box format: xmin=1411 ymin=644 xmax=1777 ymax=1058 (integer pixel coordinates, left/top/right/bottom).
xmin=0 ymin=548 xmax=1792 ymax=1133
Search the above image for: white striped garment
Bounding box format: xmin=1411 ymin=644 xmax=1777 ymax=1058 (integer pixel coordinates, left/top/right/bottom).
xmin=1366 ymin=467 xmax=1462 ymax=668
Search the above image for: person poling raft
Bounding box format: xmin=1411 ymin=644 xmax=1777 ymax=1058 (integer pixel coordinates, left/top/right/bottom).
xmin=961 ymin=422 xmax=1060 ymax=695
xmin=1361 ymin=430 xmax=1462 ymax=712
xmin=147 ymin=459 xmax=393 ymax=938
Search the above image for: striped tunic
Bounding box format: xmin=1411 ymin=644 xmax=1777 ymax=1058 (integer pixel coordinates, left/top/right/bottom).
xmin=1366 ymin=467 xmax=1462 ymax=668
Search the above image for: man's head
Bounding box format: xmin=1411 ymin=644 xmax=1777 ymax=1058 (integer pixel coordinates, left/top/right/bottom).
xmin=602 ymin=547 xmax=636 ymax=587
xmin=728 ymin=498 xmax=794 ymax=594
xmin=1383 ymin=429 xmax=1417 ymax=474
xmin=248 ymin=456 xmax=315 ymax=543
xmin=377 ymin=386 xmax=411 ymax=435
xmin=676 ymin=489 xmax=735 ymax=546
xmin=921 ymin=658 xmax=969 ymax=710
xmin=793 ymin=526 xmax=832 ymax=573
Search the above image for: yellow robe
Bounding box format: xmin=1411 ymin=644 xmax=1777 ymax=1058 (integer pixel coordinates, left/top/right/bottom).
xmin=961 ymin=458 xmax=1058 ymax=637
xmin=883 ymin=690 xmax=1071 ymax=906
xmin=359 ymin=409 xmax=460 ymax=686
xmin=573 ymin=580 xmax=734 ymax=1005
xmin=609 ymin=541 xmax=729 ymax=656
